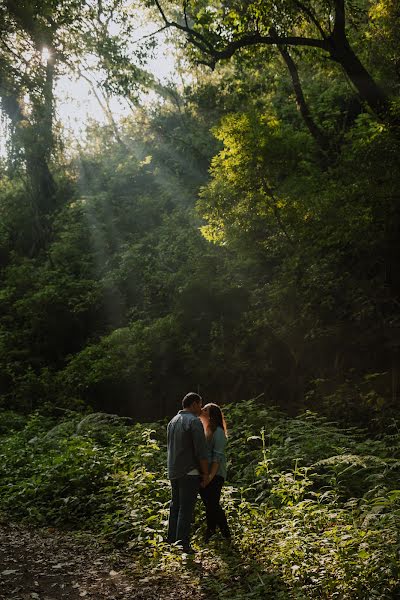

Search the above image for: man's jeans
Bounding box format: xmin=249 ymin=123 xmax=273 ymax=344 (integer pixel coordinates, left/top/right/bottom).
xmin=167 ymin=475 xmax=200 ymax=551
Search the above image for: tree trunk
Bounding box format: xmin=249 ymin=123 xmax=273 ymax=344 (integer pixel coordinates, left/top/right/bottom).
xmin=0 ymin=60 xmax=56 ymax=253
xmin=329 ymin=33 xmax=389 ymax=119
xmin=329 ymin=0 xmax=390 ymax=120
xmin=28 ymin=50 xmax=56 ymax=215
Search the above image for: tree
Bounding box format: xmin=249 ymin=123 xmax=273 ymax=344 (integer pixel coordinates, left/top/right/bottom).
xmin=149 ymin=0 xmax=393 ymax=125
xmin=0 ymin=0 xmax=148 ymax=248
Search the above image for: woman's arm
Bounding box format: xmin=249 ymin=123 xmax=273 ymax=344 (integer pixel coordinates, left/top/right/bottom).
xmin=207 ymin=428 xmax=226 ymax=483
xmin=208 ymin=460 xmax=219 ymax=482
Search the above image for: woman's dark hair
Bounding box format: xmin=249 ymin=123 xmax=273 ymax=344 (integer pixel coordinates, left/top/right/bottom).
xmin=203 ymin=403 xmax=228 ymax=437
xmin=182 ymin=392 xmax=202 ymax=409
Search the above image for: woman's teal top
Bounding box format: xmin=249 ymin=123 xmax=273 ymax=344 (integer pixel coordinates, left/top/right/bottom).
xmin=206 ymin=426 xmax=227 ymax=480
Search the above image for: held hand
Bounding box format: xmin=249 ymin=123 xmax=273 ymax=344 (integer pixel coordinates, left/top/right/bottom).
xmin=200 ymin=474 xmax=210 ymax=488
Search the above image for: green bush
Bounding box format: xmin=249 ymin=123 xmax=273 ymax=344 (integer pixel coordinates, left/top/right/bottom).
xmin=0 ymin=400 xmax=399 ymax=598
xmin=0 ymin=409 xmax=27 ymax=434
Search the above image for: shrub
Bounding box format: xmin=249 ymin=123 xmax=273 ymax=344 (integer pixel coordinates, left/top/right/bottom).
xmin=0 ymin=399 xmax=399 ymax=598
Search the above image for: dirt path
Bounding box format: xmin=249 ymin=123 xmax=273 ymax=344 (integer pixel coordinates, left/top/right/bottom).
xmin=0 ymin=522 xmax=208 ymax=600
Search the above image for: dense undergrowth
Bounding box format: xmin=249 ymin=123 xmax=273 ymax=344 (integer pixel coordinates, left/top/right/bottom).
xmin=1 ymin=400 xmax=399 ymax=599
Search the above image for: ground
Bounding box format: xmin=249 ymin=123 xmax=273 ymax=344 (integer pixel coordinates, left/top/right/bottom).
xmin=0 ymin=521 xmax=209 ymax=600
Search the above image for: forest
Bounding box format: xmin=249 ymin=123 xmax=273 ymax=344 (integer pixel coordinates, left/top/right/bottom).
xmin=0 ymin=0 xmax=400 ymax=598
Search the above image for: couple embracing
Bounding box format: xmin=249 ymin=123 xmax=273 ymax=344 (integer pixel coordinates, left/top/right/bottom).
xmin=166 ymin=392 xmax=231 ymax=554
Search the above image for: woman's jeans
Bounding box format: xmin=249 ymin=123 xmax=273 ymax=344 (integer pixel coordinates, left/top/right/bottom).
xmin=199 ymin=475 xmax=231 ymax=537
xmin=167 ymin=474 xmax=200 ymax=550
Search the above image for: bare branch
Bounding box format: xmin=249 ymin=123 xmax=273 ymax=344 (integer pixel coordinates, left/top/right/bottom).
xmin=75 ymin=66 xmax=126 ymax=148
xmin=131 ymin=24 xmax=170 ymax=45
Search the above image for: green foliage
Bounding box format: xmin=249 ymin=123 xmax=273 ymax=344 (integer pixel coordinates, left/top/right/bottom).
xmin=0 ymin=0 xmax=399 ymax=596
xmin=0 ymin=409 xmax=168 ymax=546
xmin=197 ymin=86 xmax=400 ymax=426
xmin=2 ymin=6 xmax=400 ymax=424
xmin=1 ymin=400 xmax=399 ymax=598
xmin=0 ymin=409 xmax=27 ymax=434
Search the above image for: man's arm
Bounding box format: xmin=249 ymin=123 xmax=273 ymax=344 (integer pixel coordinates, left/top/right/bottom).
xmin=199 ymin=458 xmax=209 ymax=487
xmin=190 ymin=419 xmax=209 ymax=485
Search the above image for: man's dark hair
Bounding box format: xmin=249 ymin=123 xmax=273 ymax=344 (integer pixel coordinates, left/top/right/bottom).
xmin=182 ymin=392 xmax=202 ymax=409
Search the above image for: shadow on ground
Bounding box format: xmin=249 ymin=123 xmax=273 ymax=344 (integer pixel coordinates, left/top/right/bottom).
xmin=183 ymin=535 xmax=290 ymax=600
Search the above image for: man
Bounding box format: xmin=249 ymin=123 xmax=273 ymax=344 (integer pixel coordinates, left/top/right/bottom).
xmin=166 ymin=392 xmax=209 ymax=553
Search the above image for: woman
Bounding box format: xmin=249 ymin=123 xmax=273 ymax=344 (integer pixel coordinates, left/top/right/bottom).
xmin=200 ymin=403 xmax=231 ymax=542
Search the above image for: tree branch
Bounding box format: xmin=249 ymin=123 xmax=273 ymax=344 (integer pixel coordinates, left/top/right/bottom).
xmin=212 ymin=33 xmax=329 ymax=61
xmin=259 ymin=173 xmax=296 ymax=248
xmin=333 ymin=0 xmax=346 ymax=37
xmin=131 ymin=24 xmax=170 ymax=45
xmin=271 ymin=29 xmax=330 ymax=154
xmin=76 ymin=67 xmax=126 ymax=148
xmin=294 ymin=0 xmax=328 ymax=40
xmin=0 ymin=74 xmax=25 ymax=124
xmin=153 ymin=0 xmax=238 ymax=56
xmin=151 ymin=1 xmax=391 ymax=121
xmin=152 ymin=0 xmax=330 ymax=64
